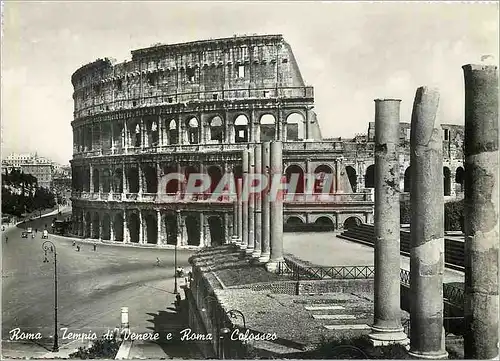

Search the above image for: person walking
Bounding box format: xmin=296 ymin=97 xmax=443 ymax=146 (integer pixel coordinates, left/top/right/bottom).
xmin=156 ymin=257 xmax=160 ymax=267
xmin=93 ymin=244 xmax=97 ymax=252
xmin=76 ymin=245 xmax=80 ymax=252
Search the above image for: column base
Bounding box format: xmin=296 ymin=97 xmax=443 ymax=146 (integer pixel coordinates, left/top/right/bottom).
xmin=265 ymin=259 xmax=285 ymax=273
xmin=239 ymin=243 xmax=247 ymax=250
xmin=251 ymin=250 xmax=262 ymax=259
xmin=245 ymin=247 xmax=254 ymax=255
xmin=258 ymin=253 xmax=270 ymax=263
xmin=369 ymin=329 xmax=409 ymax=348
xmin=407 ymin=350 xmax=448 ymax=359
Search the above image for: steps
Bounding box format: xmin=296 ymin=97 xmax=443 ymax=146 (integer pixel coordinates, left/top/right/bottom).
xmin=338 ymin=224 xmax=465 ymax=271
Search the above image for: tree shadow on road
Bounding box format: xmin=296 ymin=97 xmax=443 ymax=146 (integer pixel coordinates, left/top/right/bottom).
xmin=145 ymin=301 xmax=204 ymax=359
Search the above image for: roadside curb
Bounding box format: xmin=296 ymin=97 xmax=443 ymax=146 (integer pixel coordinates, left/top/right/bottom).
xmin=115 ymin=340 xmax=133 ymax=360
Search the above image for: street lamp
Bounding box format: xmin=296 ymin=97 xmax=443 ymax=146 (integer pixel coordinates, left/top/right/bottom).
xmin=42 ymin=240 xmax=59 ymax=352
xmin=220 ymin=309 xmax=247 ymax=360
xmin=173 ymin=242 xmax=178 ymax=294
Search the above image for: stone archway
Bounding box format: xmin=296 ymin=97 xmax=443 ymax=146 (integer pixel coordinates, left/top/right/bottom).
xmin=143 ymin=164 xmax=158 ymax=193
xmin=186 ymin=117 xmax=199 ymax=144
xmin=127 ymin=167 xmax=140 ymax=193
xmin=209 ymin=116 xmax=224 ymax=143
xmin=314 ymin=165 xmax=334 ymax=193
xmin=207 ymin=166 xmax=223 ymax=195
xmin=165 ymin=213 xmax=177 ymax=245
xmin=85 ymin=212 xmax=91 ymax=238
xmin=144 ymin=213 xmax=157 ymax=244
xmin=284 ymin=216 xmax=305 ymax=232
xmin=285 ymin=165 xmax=305 ymax=194
xmin=404 ymin=166 xmax=411 ymax=192
xmin=113 ymin=213 xmax=124 ymax=242
xmin=314 ymin=216 xmax=335 ymax=232
xmin=163 ymin=165 xmax=180 ymax=194
xmin=345 ymin=166 xmax=357 ymax=193
xmin=113 ymin=168 xmax=123 ymax=193
xmin=234 ymin=115 xmax=249 ymax=143
xmin=102 ymin=169 xmax=112 ymax=193
xmin=260 ymin=114 xmax=276 ymax=142
xmin=344 ymin=216 xmax=362 ymax=230
xmin=128 ymin=213 xmax=140 ymax=243
xmin=101 ymin=213 xmax=111 ymax=240
xmin=91 ymin=212 xmax=100 ymax=239
xmin=365 ymin=165 xmax=375 ymax=188
xmin=185 ymin=215 xmax=200 ymax=246
xmin=208 ymin=216 xmax=224 ymax=246
xmin=443 ymin=166 xmax=451 ymax=196
xmin=92 ymin=168 xmax=100 ymax=192
xmin=286 ymin=113 xmax=305 ymax=141
xmin=455 ymin=166 xmax=464 ymax=192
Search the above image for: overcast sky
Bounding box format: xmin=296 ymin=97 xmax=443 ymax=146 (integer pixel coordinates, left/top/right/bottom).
xmin=1 ymin=1 xmax=498 ymax=164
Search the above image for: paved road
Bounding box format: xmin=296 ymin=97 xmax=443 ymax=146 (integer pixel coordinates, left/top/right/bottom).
xmin=2 ymin=213 xmax=194 ymax=352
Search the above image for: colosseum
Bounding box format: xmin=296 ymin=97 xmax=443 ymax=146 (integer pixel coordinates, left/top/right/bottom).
xmin=70 ymin=34 xmax=464 ymax=248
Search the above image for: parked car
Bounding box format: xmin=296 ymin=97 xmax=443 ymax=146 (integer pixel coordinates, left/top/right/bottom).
xmin=21 ymin=232 xmax=28 ymax=238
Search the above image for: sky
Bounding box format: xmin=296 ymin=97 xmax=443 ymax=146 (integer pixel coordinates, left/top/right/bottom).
xmin=1 ymin=1 xmax=498 ymax=165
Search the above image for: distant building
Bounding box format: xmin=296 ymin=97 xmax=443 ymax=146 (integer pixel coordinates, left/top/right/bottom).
xmin=20 ymin=163 xmax=54 ymax=190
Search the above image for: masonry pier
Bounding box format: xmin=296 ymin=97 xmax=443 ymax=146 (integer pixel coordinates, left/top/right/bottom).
xmin=369 ymin=99 xmax=408 ymax=346
xmin=241 ymin=150 xmax=249 ymax=250
xmin=408 ymin=87 xmax=447 ymax=359
xmin=252 ymin=144 xmax=263 ymax=260
xmin=247 ymin=146 xmax=255 ymax=255
xmin=462 ymin=64 xmax=499 ymax=360
xmin=259 ymin=142 xmax=271 ymax=263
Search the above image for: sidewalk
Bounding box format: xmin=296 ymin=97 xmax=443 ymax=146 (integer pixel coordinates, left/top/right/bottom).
xmin=1 ymin=338 xmax=89 ymax=359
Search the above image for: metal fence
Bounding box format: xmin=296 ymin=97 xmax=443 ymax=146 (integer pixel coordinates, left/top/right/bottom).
xmin=279 ymin=259 xmax=375 ymax=280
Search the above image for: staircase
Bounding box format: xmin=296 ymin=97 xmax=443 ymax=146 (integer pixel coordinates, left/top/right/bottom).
xmin=338 ymin=224 xmax=465 ymax=272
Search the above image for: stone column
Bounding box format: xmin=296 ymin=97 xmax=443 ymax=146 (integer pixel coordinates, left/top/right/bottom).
xmin=224 ymin=213 xmax=230 ymax=245
xmin=98 ymin=217 xmax=103 ymax=240
xmin=241 ymin=150 xmax=249 ymax=250
xmin=123 ymin=211 xmax=130 ymax=243
xmin=138 ymin=164 xmax=143 ymax=196
xmin=369 ymin=99 xmax=408 ymax=346
xmin=156 ymin=163 xmax=162 ymax=194
xmin=408 ymin=87 xmax=447 ymax=359
xmin=247 ymin=146 xmax=255 ymax=255
xmin=463 ymin=64 xmax=499 ymax=360
xmin=176 ymin=210 xmax=182 ymax=247
xmin=236 ymin=178 xmax=243 ymax=245
xmin=110 ymin=216 xmax=115 ymax=241
xmin=89 ymin=164 xmax=94 ymax=193
xmin=157 ymin=210 xmax=162 ymax=245
xmin=259 ymin=142 xmax=271 ymax=263
xmin=266 ymin=141 xmax=284 ymax=272
xmin=204 ymin=216 xmax=211 ymax=247
xmin=199 ymin=213 xmax=205 ymax=247
xmin=110 ymin=122 xmax=115 ymax=153
xmin=122 ymin=164 xmax=127 ymax=195
xmin=138 ymin=211 xmax=144 ymax=244
xmin=252 ymin=144 xmax=262 ymax=259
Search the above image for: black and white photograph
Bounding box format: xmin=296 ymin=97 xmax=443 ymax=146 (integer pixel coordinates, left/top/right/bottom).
xmin=1 ymin=1 xmax=498 ymax=359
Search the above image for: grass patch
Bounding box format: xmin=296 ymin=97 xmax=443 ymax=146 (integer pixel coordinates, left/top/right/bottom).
xmin=69 ymin=337 xmax=120 ymax=359
xmin=216 ymin=265 xmax=292 ymax=287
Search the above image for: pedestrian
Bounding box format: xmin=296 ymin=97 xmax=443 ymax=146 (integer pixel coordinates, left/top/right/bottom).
xmin=5 ymin=236 xmax=8 ymax=243
xmin=76 ymin=245 xmax=80 ymax=252
xmin=93 ymin=244 xmax=96 ymax=251
xmin=73 ymin=241 xmax=76 ymax=247
xmin=156 ymin=257 xmax=160 ymax=267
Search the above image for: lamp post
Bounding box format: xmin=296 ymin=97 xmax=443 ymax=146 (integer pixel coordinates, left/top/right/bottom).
xmin=42 ymin=240 xmax=59 ymax=352
xmin=173 ymin=242 xmax=178 ymax=294
xmin=220 ymin=309 xmax=247 ymax=360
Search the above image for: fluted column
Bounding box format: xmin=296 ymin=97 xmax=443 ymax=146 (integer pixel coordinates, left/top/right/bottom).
xmin=259 ymin=142 xmax=271 ymax=263
xmin=241 ymin=150 xmax=249 ymax=250
xmin=463 ymin=64 xmax=499 ymax=360
xmin=369 ymin=99 xmax=408 ymax=346
xmin=266 ymin=141 xmax=284 ymax=272
xmin=157 ymin=210 xmax=162 ymax=245
xmin=252 ymin=144 xmax=263 ymax=259
xmin=408 ymin=87 xmax=447 ymax=359
xmin=247 ymin=146 xmax=255 ymax=255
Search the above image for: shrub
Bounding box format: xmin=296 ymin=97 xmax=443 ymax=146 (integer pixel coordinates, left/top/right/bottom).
xmin=69 ymin=337 xmax=120 ymax=359
xmin=444 ymin=200 xmax=464 ymax=232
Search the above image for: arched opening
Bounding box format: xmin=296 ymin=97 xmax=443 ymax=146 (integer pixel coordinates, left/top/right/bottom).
xmin=83 ymin=167 xmax=90 ymax=192
xmin=314 ymin=165 xmax=334 ymax=193
xmin=92 ymin=213 xmax=100 ymax=239
xmin=131 ymin=121 xmax=141 ymax=147
xmin=143 ymin=165 xmax=158 ymax=193
xmin=208 ymin=216 xmax=224 ymax=246
xmin=101 ymin=213 xmax=111 ymax=240
xmin=455 ymin=166 xmax=464 ymax=192
xmin=85 ymin=212 xmax=91 ymax=238
xmin=92 ymin=168 xmax=100 ymax=192
xmin=443 ymin=166 xmax=451 ymax=196
xmin=127 ymin=167 xmax=139 ymax=193
xmin=165 ymin=213 xmax=177 ymax=245
xmin=128 ymin=213 xmax=140 ymax=243
xmin=365 ymin=165 xmax=375 ymax=188
xmin=168 ymin=120 xmax=178 ymax=145
xmin=314 ymin=216 xmax=335 ymax=232
xmin=233 ymin=165 xmax=243 ymax=195
xmin=112 ymin=122 xmax=123 ymax=152
xmin=344 ymin=217 xmax=361 ymax=230
xmin=85 ymin=127 xmax=92 ymax=150
xmin=286 ymin=113 xmax=305 ymax=141
xmin=184 ymin=166 xmax=200 ymax=192
xmin=146 ymin=117 xmax=159 ymax=146
xmin=113 ymin=213 xmax=124 ymax=242
xmin=285 ymin=165 xmax=305 ymax=194
xmin=207 ymin=166 xmax=223 ymax=194
xmin=209 ymin=116 xmax=223 ymax=143
xmin=284 ymin=216 xmax=305 ymax=232
xmin=345 ymin=166 xmax=357 ymax=193
xmin=163 ymin=165 xmax=179 ymax=194
xmin=113 ymin=168 xmax=123 ymax=193
xmin=404 ymin=166 xmax=411 ymax=192
xmin=260 ymin=114 xmax=276 ymax=142
xmin=234 ymin=115 xmax=249 ymax=143
xmin=187 ymin=117 xmax=199 ymax=144
xmin=102 ymin=168 xmax=111 ymax=193
xmin=101 ymin=123 xmax=112 ymax=151
xmin=144 ymin=213 xmax=157 ymax=244
xmin=185 ymin=215 xmax=200 ymax=246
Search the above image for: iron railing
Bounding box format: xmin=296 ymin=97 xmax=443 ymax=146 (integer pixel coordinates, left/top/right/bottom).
xmin=279 ymin=260 xmax=375 ymax=280
xmin=403 ymin=317 xmax=465 ymax=337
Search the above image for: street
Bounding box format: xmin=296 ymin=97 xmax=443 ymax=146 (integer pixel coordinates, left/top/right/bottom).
xmin=2 ymin=212 xmax=194 ymax=351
